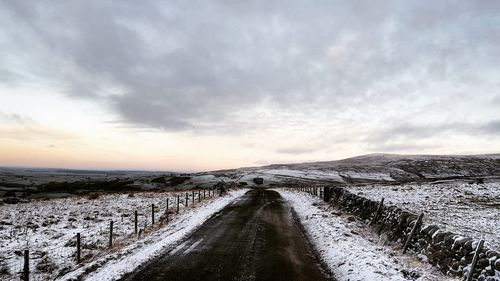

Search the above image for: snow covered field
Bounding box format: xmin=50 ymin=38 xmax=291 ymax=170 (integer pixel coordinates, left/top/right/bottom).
xmin=0 ymin=189 xmax=247 ymax=280
xmin=277 ymin=189 xmax=458 ymax=281
xmin=346 ymin=182 xmax=500 ymax=250
xmin=261 ymin=169 xmax=345 ymax=182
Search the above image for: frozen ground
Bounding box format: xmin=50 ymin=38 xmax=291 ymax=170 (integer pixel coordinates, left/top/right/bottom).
xmin=0 ymin=188 xmax=246 ymax=281
xmin=276 ymin=189 xmax=458 ymax=281
xmin=346 ymin=182 xmax=500 ymax=250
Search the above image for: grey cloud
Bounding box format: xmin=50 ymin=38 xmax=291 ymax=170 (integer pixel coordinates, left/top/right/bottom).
xmin=276 ymin=147 xmax=319 ymax=155
xmin=372 ymin=123 xmax=459 ymax=141
xmin=368 ymin=120 xmax=500 ymax=147
xmin=0 ymin=111 xmax=75 ymax=141
xmin=1 ymin=1 xmax=500 ymax=135
xmin=368 ymin=142 xmax=441 ymax=153
xmin=364 ymin=122 xmax=478 ymax=153
xmin=479 ymin=120 xmax=500 ymax=135
xmin=0 ymin=112 xmax=33 ymax=124
xmin=0 ymin=68 xmax=19 ymax=83
xmin=492 ymin=96 xmax=500 ymax=105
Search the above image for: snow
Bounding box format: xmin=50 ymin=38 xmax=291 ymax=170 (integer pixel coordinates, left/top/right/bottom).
xmin=0 ymin=189 xmax=247 ymax=280
xmin=276 ymin=189 xmax=458 ymax=281
xmin=261 ymin=169 xmax=344 ymax=181
xmin=67 ymin=188 xmax=247 ymax=281
xmin=346 ymin=182 xmax=500 ymax=250
xmin=340 ymin=172 xmax=395 ymax=181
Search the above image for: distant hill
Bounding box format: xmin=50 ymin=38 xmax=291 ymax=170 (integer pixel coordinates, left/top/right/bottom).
xmin=2 ymin=154 xmax=499 ymax=193
xmin=206 ymin=153 xmax=500 ymax=185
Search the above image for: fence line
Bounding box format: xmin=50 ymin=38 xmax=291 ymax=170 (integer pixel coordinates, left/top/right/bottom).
xmin=8 ymin=187 xmax=228 ymax=280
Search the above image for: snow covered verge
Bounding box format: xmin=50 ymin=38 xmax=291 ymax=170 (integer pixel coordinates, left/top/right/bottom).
xmin=346 ymin=182 xmax=500 ymax=249
xmin=275 ymin=189 xmax=458 ymax=281
xmin=0 ymin=189 xmax=247 ymax=281
xmin=325 ymin=185 xmax=500 ymax=281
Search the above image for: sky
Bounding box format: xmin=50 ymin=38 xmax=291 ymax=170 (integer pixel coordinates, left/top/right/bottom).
xmin=1 ymin=1 xmax=499 ymax=172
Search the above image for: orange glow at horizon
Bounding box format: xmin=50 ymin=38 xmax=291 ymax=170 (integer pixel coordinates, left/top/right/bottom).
xmin=0 ymin=140 xmax=230 ymax=172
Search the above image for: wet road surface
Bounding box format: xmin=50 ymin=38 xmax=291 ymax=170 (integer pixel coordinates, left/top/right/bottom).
xmin=121 ymin=189 xmax=333 ymax=281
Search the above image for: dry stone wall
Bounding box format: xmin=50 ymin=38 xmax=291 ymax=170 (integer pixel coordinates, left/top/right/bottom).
xmin=328 ymin=186 xmax=500 ymax=281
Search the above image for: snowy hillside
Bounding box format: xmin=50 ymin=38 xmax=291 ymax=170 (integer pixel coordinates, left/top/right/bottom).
xmin=206 ymin=153 xmax=500 ymax=185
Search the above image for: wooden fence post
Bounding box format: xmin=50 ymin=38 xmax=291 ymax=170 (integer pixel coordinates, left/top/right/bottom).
xmin=109 ymin=221 xmax=113 ymax=248
xmin=203 ymin=189 xmax=206 ymax=199
xmin=134 ymin=210 xmax=138 ymax=235
xmin=192 ymin=191 xmax=195 ymax=203
xmin=466 ymin=240 xmax=485 ymax=281
xmin=76 ymin=233 xmax=81 ymax=263
xmin=370 ymin=198 xmax=385 ymax=225
xmin=166 ymin=198 xmax=169 ymax=211
xmin=185 ymin=193 xmax=189 ymax=207
xmin=152 ymin=204 xmax=155 ymax=225
xmin=198 ymin=191 xmax=201 ymax=203
xmin=402 ymin=213 xmax=424 ymax=254
xmin=323 ymin=187 xmax=331 ymax=202
xmin=23 ymin=249 xmax=29 ymax=281
xmin=177 ymin=195 xmax=180 ymax=213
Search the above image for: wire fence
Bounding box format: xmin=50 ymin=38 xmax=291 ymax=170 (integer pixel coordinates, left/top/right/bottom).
xmin=1 ymin=188 xmax=223 ymax=281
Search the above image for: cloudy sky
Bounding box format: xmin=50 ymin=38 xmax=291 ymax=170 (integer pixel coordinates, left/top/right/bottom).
xmin=1 ymin=1 xmax=499 ymax=171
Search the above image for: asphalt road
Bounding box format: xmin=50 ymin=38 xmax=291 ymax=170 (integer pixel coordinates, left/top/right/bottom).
xmin=121 ymin=189 xmax=333 ymax=281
